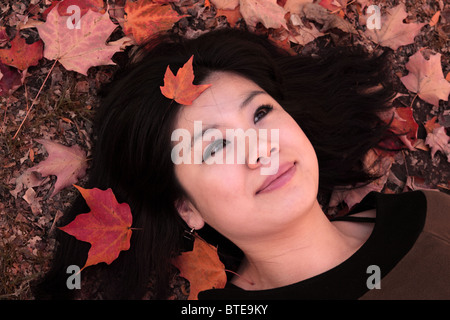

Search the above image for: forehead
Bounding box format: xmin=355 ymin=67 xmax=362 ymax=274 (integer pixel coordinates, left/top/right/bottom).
xmin=174 ymin=71 xmax=266 ymax=127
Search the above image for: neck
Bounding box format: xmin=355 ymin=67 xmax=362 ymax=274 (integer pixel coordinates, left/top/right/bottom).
xmin=231 ymin=200 xmax=363 ymax=290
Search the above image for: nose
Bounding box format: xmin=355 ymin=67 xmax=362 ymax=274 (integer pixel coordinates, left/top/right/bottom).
xmin=247 ymin=131 xmax=279 ymax=170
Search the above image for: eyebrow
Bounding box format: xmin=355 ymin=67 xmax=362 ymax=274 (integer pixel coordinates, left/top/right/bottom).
xmin=239 ymin=90 xmax=266 ymax=109
xmin=190 ymin=90 xmax=267 ymax=148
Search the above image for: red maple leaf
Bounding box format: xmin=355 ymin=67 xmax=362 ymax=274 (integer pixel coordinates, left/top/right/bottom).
xmin=59 ymin=185 xmax=133 ymax=271
xmin=42 ymin=0 xmax=105 ymax=20
xmin=390 ymin=106 xmax=419 ymax=150
xmin=0 ymin=34 xmax=43 ymax=71
xmin=160 ymin=55 xmax=212 ymax=105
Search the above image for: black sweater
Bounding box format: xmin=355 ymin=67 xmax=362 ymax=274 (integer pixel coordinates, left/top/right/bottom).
xmin=199 ymin=190 xmax=450 ymax=300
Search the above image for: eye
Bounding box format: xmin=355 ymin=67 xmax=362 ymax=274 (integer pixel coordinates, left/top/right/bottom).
xmin=253 ymin=104 xmax=274 ymax=124
xmin=202 ymin=139 xmax=228 ymax=162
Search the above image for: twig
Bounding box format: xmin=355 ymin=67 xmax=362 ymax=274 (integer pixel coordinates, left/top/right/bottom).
xmin=401 ymin=149 xmax=410 ymax=181
xmin=0 ymin=273 xmax=41 ymax=299
xmin=409 ymin=93 xmax=418 ymax=109
xmin=12 ymin=60 xmax=58 ymax=140
xmin=330 ymin=0 xmax=356 ymax=15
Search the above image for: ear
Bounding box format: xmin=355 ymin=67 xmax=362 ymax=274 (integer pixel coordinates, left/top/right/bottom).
xmin=175 ymin=198 xmax=205 ymax=231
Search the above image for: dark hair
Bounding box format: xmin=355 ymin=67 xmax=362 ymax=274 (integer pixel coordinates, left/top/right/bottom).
xmin=33 ymin=27 xmax=396 ymax=299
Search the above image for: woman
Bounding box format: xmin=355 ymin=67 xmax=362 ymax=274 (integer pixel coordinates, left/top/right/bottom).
xmin=34 ymin=28 xmax=450 ymax=300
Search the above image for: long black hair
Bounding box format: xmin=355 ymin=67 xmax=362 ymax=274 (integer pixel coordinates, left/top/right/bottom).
xmin=33 ymin=27 xmax=396 ymax=299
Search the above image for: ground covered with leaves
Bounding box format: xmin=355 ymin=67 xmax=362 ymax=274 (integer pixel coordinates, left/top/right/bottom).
xmin=0 ymin=0 xmax=449 ymax=299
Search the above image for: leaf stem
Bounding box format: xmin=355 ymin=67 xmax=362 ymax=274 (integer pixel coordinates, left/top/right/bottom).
xmin=409 ymin=93 xmax=418 ymax=109
xmin=13 ymin=59 xmax=58 ymax=140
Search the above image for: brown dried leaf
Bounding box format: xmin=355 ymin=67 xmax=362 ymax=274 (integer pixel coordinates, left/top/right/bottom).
xmin=28 ymin=139 xmax=88 ymax=198
xmin=364 ymin=3 xmax=425 ymax=50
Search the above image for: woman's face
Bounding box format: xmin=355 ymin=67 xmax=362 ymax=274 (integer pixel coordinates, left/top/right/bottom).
xmin=172 ymin=71 xmax=319 ymax=243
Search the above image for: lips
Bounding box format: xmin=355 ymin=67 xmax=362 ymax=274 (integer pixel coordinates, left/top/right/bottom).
xmin=256 ymin=162 xmax=296 ymax=195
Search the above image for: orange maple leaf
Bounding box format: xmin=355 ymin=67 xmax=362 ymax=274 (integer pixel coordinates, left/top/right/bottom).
xmin=216 ymin=7 xmax=243 ymax=27
xmin=123 ymin=0 xmax=188 ymax=45
xmin=160 ymin=55 xmax=212 ymax=105
xmin=172 ymin=236 xmax=227 ymax=300
xmin=59 ymin=185 xmax=133 ymax=271
xmin=424 ymin=116 xmax=440 ymax=134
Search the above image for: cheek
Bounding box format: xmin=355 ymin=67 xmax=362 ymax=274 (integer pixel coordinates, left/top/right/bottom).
xmin=175 ymin=164 xmax=245 ymax=212
xmin=279 ymin=117 xmax=320 ymax=190
xmin=281 ymin=116 xmax=317 ymax=162
xmin=296 ymin=133 xmax=319 ymax=188
xmin=179 ymin=165 xmax=256 ymax=236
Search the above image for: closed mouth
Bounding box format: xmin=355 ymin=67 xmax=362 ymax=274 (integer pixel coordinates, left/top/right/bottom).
xmin=256 ymin=162 xmax=296 ymax=195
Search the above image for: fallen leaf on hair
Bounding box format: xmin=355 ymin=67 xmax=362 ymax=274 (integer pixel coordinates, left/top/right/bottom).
xmin=36 ymin=2 xmax=130 ymax=75
xmin=425 ymin=126 xmax=450 ymax=162
xmin=27 ymin=139 xmax=88 ymax=198
xmin=400 ymin=51 xmax=450 ymax=106
xmin=363 ymin=3 xmax=425 ymax=50
xmin=59 ymin=185 xmax=133 ymax=270
xmin=172 ymin=236 xmax=227 ymax=300
xmin=160 ymin=55 xmax=212 ymax=105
